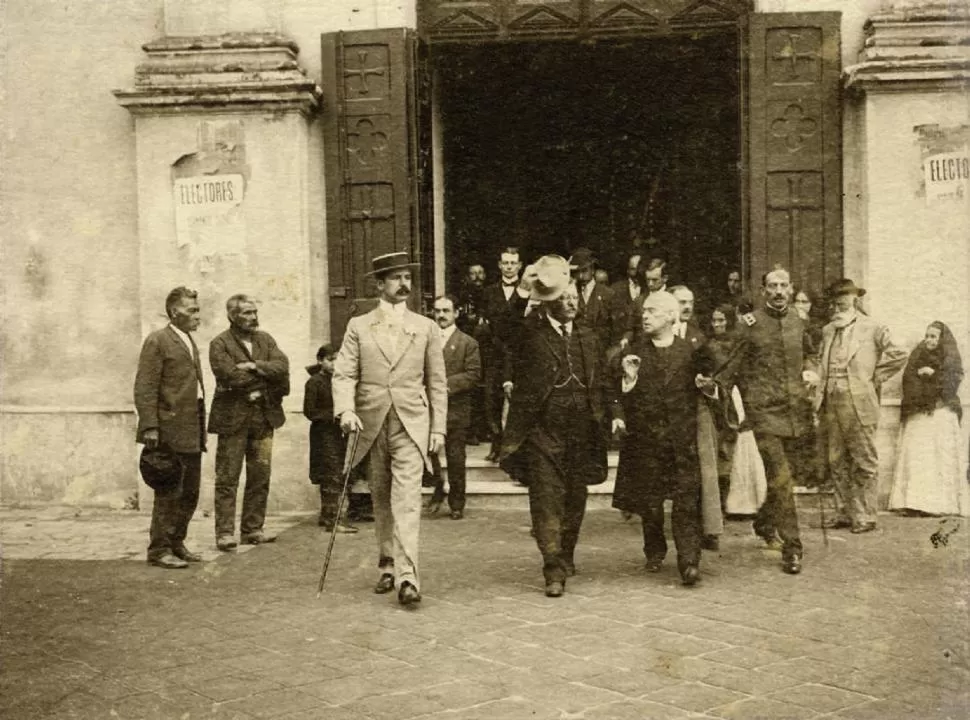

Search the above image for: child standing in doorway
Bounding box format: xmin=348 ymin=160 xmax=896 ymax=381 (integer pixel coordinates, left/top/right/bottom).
xmin=303 ymin=344 xmax=358 ymax=533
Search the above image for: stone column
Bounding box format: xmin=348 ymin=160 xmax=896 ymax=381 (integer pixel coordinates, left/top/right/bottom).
xmin=115 ymin=31 xmax=323 ymax=515
xmin=844 ymin=1 xmax=970 ymax=506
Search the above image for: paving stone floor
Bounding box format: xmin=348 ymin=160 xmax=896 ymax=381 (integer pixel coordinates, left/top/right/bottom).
xmin=1 ymin=505 xmax=967 ymax=719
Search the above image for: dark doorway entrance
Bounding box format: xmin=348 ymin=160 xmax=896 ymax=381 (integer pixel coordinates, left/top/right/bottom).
xmin=435 ymin=31 xmax=741 ymax=299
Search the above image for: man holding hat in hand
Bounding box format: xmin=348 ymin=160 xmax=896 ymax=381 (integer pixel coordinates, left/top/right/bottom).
xmin=500 ymin=255 xmax=609 ymax=598
xmin=332 ymin=252 xmax=448 ymax=607
xmin=815 ymin=279 xmax=906 ymax=534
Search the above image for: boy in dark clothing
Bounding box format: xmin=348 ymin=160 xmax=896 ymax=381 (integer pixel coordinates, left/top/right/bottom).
xmin=303 ymin=344 xmax=358 ymax=533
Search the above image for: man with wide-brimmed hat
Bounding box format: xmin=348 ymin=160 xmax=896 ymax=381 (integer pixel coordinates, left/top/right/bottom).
xmin=815 ymin=278 xmax=906 ymax=534
xmin=500 ymin=255 xmax=609 ymax=598
xmin=332 ymin=251 xmax=448 ymax=607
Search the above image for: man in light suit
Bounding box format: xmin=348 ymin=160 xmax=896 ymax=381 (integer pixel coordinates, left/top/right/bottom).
xmin=208 ymin=295 xmax=290 ymax=550
xmin=333 ymin=252 xmax=448 ymax=607
xmin=133 ymin=287 xmax=207 ymax=569
xmin=815 ymin=279 xmax=906 ymax=534
xmin=427 ymin=295 xmax=483 ymax=519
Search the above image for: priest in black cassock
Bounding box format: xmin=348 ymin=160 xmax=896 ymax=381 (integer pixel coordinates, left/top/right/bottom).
xmin=611 ymin=290 xmax=718 ymax=587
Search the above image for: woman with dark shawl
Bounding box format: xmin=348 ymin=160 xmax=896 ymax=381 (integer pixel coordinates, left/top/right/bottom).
xmin=889 ymin=321 xmax=969 ymax=516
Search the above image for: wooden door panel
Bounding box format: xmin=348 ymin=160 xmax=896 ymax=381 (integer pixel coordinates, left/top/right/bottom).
xmin=322 ymin=29 xmax=428 ymax=338
xmin=748 ymin=12 xmax=841 ymax=295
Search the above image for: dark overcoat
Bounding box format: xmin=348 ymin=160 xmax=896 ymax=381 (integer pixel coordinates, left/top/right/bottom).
xmin=610 ymin=336 xmax=714 ymax=513
xmin=499 ymin=312 xmax=609 ymax=486
xmin=207 ymin=328 xmax=289 ymax=435
xmin=576 ymin=281 xmax=614 ymax=352
xmin=303 ymin=366 xmax=344 ymax=485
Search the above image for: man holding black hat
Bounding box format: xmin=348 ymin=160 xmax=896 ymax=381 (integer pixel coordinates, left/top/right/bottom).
xmin=133 ymin=287 xmax=206 ymax=569
xmin=500 ymin=255 xmax=609 ymax=598
xmin=332 ymin=251 xmax=448 ymax=607
xmin=815 ymin=279 xmax=906 ymax=534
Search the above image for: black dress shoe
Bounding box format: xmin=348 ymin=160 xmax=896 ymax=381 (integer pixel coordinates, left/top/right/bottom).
xmin=484 ymin=450 xmax=499 ymax=463
xmin=822 ymin=517 xmax=853 ymax=530
xmin=241 ymin=531 xmax=277 ymax=545
xmin=851 ymin=522 xmax=877 ymax=534
xmin=148 ymin=553 xmax=188 ymax=569
xmin=398 ymin=582 xmax=421 ymax=606
xmin=172 ymin=545 xmax=202 ymax=563
xmin=645 ymin=558 xmax=663 ymax=573
xmin=681 ymin=566 xmax=700 ymax=586
xmin=562 ymin=559 xmax=576 ymax=577
xmin=782 ymin=555 xmax=802 ymax=575
xmin=545 ymin=581 xmax=564 ymax=598
xmin=374 ymin=573 xmax=395 ymax=594
xmin=425 ymin=498 xmax=444 ymax=515
xmin=449 ymin=509 xmax=463 ymax=520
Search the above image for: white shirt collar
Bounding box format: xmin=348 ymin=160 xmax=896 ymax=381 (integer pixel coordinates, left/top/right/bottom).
xmin=581 ymin=279 xmax=596 ymax=303
xmin=440 ymin=324 xmax=457 ymax=342
xmin=546 ymin=314 xmax=573 ymax=336
xmin=379 ymin=298 xmax=407 ymax=319
xmin=169 ymin=324 xmax=195 ymax=355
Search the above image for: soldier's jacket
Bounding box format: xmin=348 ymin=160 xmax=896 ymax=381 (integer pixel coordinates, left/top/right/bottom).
xmin=715 ymin=305 xmax=818 ymax=438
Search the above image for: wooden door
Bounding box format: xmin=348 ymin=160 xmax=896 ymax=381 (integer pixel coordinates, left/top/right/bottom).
xmin=322 ymin=29 xmax=432 ymax=339
xmin=748 ymin=12 xmax=842 ymax=294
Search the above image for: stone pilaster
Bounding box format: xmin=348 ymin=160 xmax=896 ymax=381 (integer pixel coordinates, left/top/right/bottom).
xmin=114 ymin=33 xmax=323 ymax=513
xmin=843 ymin=2 xmax=970 ymax=508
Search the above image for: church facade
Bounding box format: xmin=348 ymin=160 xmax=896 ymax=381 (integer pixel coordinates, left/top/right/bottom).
xmin=2 ymin=0 xmax=967 ymax=509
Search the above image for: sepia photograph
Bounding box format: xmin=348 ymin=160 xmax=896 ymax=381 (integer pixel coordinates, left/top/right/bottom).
xmin=1 ymin=1 xmax=968 ymax=718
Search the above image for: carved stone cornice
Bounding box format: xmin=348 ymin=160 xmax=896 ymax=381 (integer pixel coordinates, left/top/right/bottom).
xmin=114 ymin=32 xmax=322 ymax=115
xmin=845 ymin=2 xmax=970 ymax=94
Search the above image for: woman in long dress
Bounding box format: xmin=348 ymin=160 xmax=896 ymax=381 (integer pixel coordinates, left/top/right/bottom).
xmin=889 ymin=321 xmax=970 ymax=516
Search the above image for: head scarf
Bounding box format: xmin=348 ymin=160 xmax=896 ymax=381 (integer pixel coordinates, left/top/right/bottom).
xmin=901 ymin=321 xmax=964 ymax=421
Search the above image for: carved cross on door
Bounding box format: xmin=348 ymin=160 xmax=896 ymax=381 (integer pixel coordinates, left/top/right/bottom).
xmin=768 ymin=175 xmax=819 ymax=270
xmin=344 ymin=50 xmax=387 ymax=96
xmin=348 ymin=184 xmax=396 ymax=262
xmin=771 ymin=32 xmax=818 ymax=80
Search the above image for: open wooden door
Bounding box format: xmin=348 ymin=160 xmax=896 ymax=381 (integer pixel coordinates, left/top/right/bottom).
xmin=322 ymin=29 xmax=433 ymax=339
xmin=748 ymin=12 xmax=842 ymax=294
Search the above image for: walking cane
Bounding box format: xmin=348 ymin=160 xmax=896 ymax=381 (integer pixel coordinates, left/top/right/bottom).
xmin=316 ymin=428 xmax=361 ymax=597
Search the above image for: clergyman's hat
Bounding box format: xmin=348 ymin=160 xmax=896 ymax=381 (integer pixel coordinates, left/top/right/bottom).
xmin=365 ymin=251 xmax=420 ymax=278
xmin=139 ymin=446 xmax=183 ymax=493
xmin=827 ymin=278 xmax=867 ymax=298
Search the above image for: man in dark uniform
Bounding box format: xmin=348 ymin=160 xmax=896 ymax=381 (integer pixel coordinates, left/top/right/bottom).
xmin=500 ymin=255 xmax=609 ymax=598
xmin=704 ymin=266 xmax=819 ymax=574
xmin=482 ymin=247 xmax=524 ymax=461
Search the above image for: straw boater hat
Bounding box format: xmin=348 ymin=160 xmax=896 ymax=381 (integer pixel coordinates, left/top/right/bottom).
xmin=827 ymin=278 xmax=867 ymax=297
xmin=529 ymin=255 xmax=573 ymax=302
xmin=366 ymin=251 xmax=420 ymax=278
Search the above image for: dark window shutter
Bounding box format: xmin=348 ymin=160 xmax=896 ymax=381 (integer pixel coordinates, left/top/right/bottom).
xmin=321 ymin=29 xmax=431 ymax=337
xmin=748 ymin=12 xmax=842 ymax=294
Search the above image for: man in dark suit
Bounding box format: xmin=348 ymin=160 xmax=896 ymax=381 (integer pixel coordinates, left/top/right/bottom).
xmin=208 ymin=294 xmax=290 ymax=551
xmin=569 ymin=247 xmax=613 ymax=352
xmin=481 ymin=246 xmax=524 ymax=461
xmin=427 ymin=295 xmax=483 ymax=519
xmin=500 ymin=256 xmax=609 ymax=598
xmin=611 ymin=291 xmax=717 ymax=586
xmin=133 ymin=287 xmax=207 ymax=569
xmin=669 ymin=285 xmax=707 ymax=350
xmin=608 ymin=253 xmax=642 ymax=347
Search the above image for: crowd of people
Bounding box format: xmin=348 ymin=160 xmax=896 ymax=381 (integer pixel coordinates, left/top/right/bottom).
xmin=133 ymin=246 xmax=968 ymax=604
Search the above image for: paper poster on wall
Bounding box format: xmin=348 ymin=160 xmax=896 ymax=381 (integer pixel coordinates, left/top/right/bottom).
xmin=173 ymin=173 xmax=246 ymax=257
xmin=924 ymin=148 xmax=969 ymax=204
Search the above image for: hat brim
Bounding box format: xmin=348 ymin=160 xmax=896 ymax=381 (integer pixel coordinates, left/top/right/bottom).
xmin=834 ymin=287 xmax=866 ymax=297
xmin=366 ymin=262 xmax=421 ymax=278
xmin=530 ymin=285 xmax=566 ymax=302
